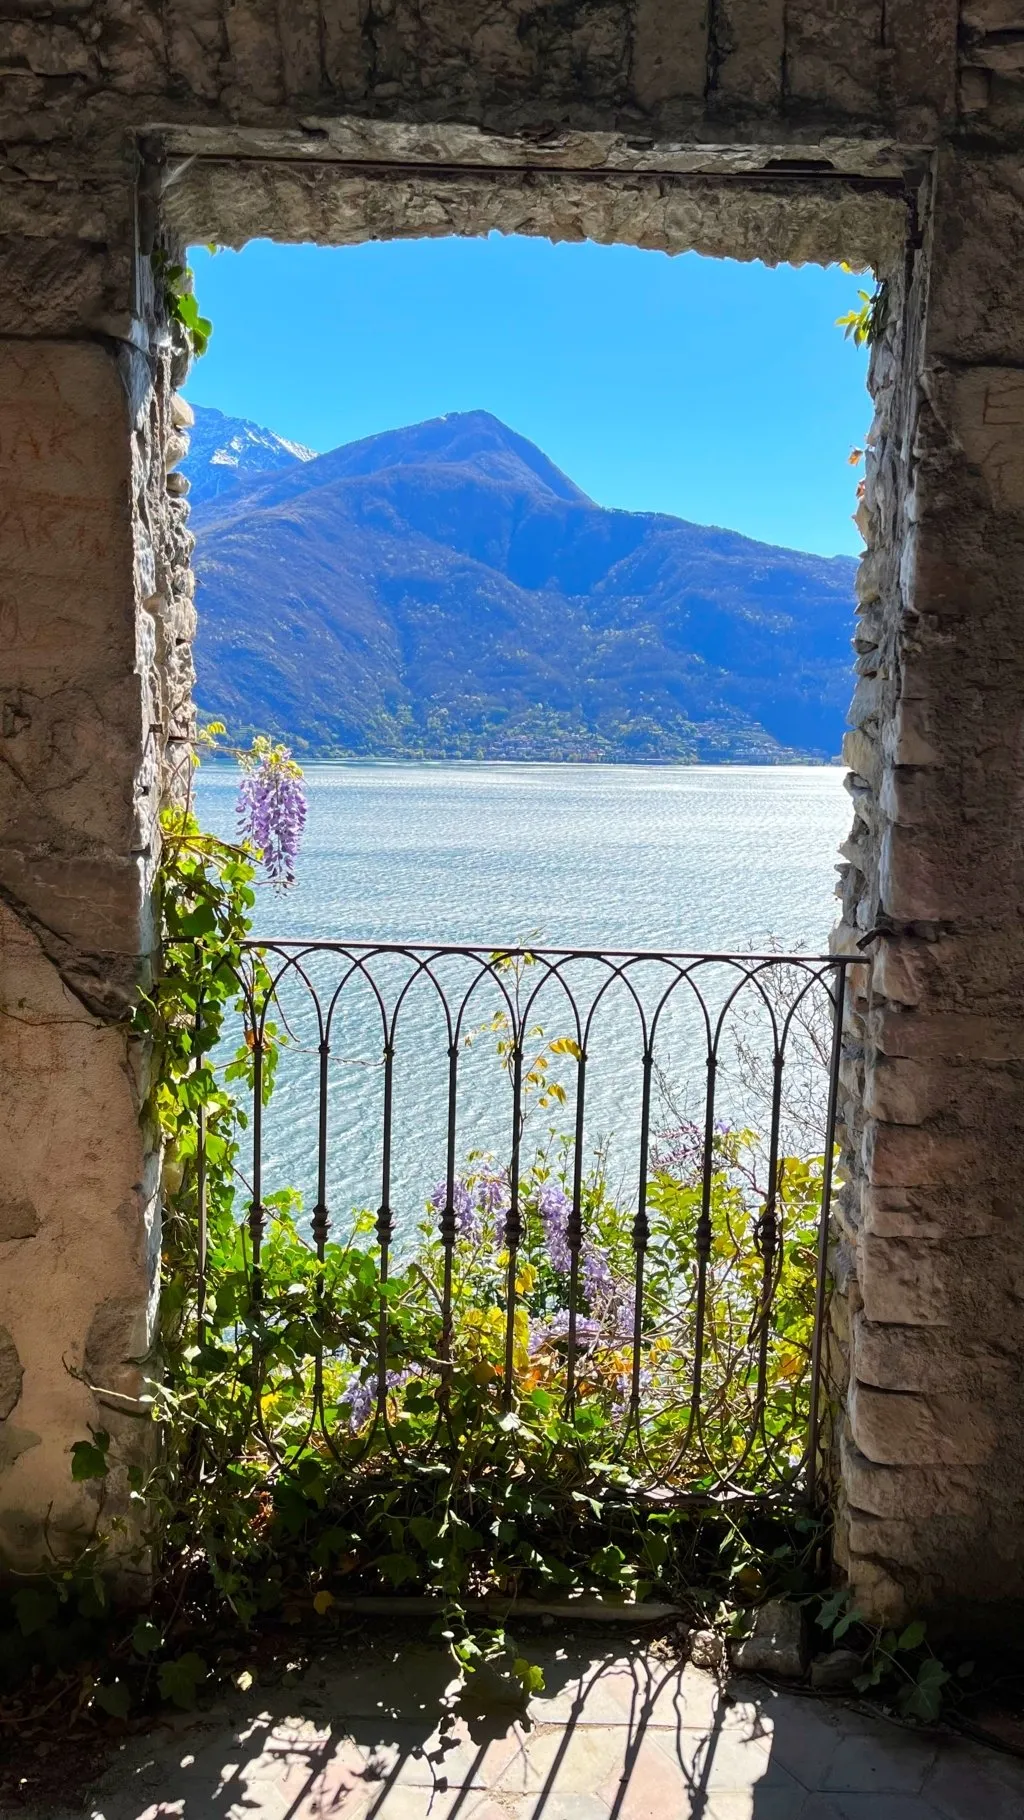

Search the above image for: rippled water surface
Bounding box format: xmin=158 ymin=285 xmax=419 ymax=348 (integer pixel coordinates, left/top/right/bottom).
xmin=194 ymin=764 xmax=850 ymax=1235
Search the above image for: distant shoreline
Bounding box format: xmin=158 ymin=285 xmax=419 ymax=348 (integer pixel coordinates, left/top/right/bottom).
xmin=197 ymin=756 xmax=846 ymax=772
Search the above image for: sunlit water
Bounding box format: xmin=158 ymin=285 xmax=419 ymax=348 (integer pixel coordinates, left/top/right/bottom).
xmin=194 ymin=764 xmax=850 ymax=1239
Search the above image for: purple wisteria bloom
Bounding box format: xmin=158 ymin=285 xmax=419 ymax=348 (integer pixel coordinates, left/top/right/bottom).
xmin=236 ymin=738 xmax=307 ymax=887
xmin=582 ymin=1245 xmax=613 ymax=1306
xmin=537 ymin=1180 xmax=615 ymax=1311
xmin=654 ymin=1118 xmax=733 ymax=1181
xmin=430 ymin=1178 xmax=479 ymax=1240
xmin=611 ymin=1362 xmax=652 ymax=1416
xmin=342 ymin=1367 xmax=412 ymax=1432
xmin=537 ymin=1182 xmax=573 ymax=1273
xmin=474 ymin=1169 xmax=511 ymax=1247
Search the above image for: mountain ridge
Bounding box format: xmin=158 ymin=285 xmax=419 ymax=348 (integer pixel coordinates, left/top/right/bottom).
xmin=183 ymin=406 xmax=856 ymax=764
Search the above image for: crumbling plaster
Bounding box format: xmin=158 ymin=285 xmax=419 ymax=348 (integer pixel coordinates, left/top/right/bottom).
xmin=1 ymin=0 xmax=1023 ymax=1633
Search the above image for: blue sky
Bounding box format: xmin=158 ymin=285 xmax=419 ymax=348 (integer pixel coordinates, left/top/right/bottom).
xmin=186 ymin=236 xmax=869 ymax=557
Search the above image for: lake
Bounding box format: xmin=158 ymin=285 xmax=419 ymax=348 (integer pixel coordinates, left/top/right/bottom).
xmin=193 ymin=764 xmax=850 ymax=1238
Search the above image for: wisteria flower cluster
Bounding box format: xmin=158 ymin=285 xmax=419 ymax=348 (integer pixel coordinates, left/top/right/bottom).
xmin=236 ymin=735 xmax=308 ymax=887
xmin=536 ymin=1181 xmax=613 ymax=1306
xmin=429 ymin=1167 xmax=511 ymax=1246
xmin=653 ymin=1117 xmax=732 ymax=1180
xmin=342 ymin=1366 xmax=413 ymax=1433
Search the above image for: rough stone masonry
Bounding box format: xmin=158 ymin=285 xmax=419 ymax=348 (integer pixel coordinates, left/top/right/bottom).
xmin=1 ymin=0 xmax=1023 ymax=1636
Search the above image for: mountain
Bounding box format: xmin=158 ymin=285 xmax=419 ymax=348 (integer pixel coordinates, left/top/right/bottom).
xmin=183 ymin=407 xmax=857 ymax=764
xmin=184 ymin=404 xmax=316 ymax=509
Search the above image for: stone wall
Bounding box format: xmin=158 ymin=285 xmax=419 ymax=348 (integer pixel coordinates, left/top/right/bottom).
xmin=0 ymin=287 xmax=195 ymax=1568
xmin=831 ymin=139 xmax=1024 ymax=1633
xmin=1 ymin=0 xmax=1024 ymax=1630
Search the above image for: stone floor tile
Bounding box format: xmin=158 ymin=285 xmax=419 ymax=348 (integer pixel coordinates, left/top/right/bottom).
xmin=526 ymin=1665 xmax=649 ymax=1727
xmin=820 ymin=1731 xmax=938 ymax=1796
xmin=633 ymin=1667 xmax=760 ymax=1733
xmin=650 ymin=1718 xmax=799 ymax=1793
xmin=272 ymin=1737 xmax=383 ymax=1817
xmin=511 ymin=1798 xmax=613 ymax=1820
xmin=757 ymin=1699 xmax=880 ymax=1791
xmin=597 ymin=1738 xmax=697 ymax=1820
xmin=284 ymin=1716 xmax=526 ymax=1797
xmin=526 ymin=1659 xmax=753 ymax=1737
xmin=924 ymin=1741 xmax=1024 ymax=1820
xmin=520 ymin=1647 xmax=734 ymax=1728
xmin=310 ymin=1651 xmax=462 ymax=1724
xmin=706 ymin=1793 xmax=839 ymax=1820
xmin=824 ymin=1799 xmax=944 ymax=1820
xmin=327 ymin=1792 xmax=504 ymax=1820
xmin=503 ymin=1722 xmax=632 ymax=1796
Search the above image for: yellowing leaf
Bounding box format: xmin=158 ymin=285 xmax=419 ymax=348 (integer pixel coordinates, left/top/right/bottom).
xmin=313 ymin=1590 xmax=334 ymax=1615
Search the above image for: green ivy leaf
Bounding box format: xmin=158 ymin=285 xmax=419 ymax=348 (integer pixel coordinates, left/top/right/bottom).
xmin=95 ymin=1681 xmax=131 ymax=1720
xmin=71 ymin=1433 xmax=110 ymax=1481
xmin=12 ymin=1587 xmax=60 ymax=1637
xmin=896 ymin=1620 xmax=926 ymax=1652
xmin=158 ymin=1652 xmax=208 ymax=1711
xmin=513 ymin=1658 xmax=545 ymax=1696
xmin=376 ymin=1553 xmax=420 ymax=1587
xmin=132 ymin=1618 xmax=163 ymax=1656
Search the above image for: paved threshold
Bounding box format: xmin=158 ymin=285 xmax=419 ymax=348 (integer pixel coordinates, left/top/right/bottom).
xmin=17 ymin=1636 xmax=1024 ymax=1820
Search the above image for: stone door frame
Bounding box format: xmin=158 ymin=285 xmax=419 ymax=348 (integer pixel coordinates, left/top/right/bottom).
xmin=4 ymin=115 xmax=1023 ymax=1635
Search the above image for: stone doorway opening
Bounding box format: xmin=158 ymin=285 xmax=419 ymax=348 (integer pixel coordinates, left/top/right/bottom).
xmin=149 ymin=132 xmax=908 ymax=1596
xmin=165 ymin=201 xmax=882 ymax=1538
xmin=5 ymin=114 xmax=1022 ymax=1643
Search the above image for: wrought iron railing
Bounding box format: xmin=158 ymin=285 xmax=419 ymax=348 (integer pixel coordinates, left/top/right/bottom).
xmin=194 ymin=943 xmax=859 ymax=1505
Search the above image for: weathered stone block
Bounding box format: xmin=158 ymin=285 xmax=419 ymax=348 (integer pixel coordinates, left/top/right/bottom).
xmin=927 ymin=153 xmax=1024 ymax=364
xmin=0 ymin=1326 xmax=22 ymax=1422
xmin=962 ymin=1 xmax=1024 ymax=25
xmin=870 ymin=1006 xmax=1024 ymax=1063
xmin=882 ymin=0 xmax=959 ymax=120
xmin=840 ymin=1429 xmax=984 ymax=1519
xmin=0 ymin=1198 xmax=39 ymax=1242
xmin=731 ymin=1599 xmax=807 ymax=1678
xmin=849 ymin=1379 xmax=996 ymax=1465
xmin=947 ymin=366 xmax=1024 ymax=514
xmin=810 ymin=1648 xmax=862 ymax=1690
xmin=784 ymin=1 xmax=884 ymax=116
xmin=860 ymin=1184 xmax=946 ymax=1239
xmin=858 ymin=1232 xmax=952 ymax=1325
xmin=842 ymin=727 xmax=882 ymax=789
xmin=863 ymin=1055 xmax=941 ymax=1124
xmin=631 ymin=0 xmax=708 ymax=107
xmin=869 ymin=939 xmax=928 ymax=1008
xmin=852 ymin=1311 xmax=1015 ymax=1396
xmin=712 ymin=0 xmax=785 ymax=109
xmin=877 ymin=767 xmax=938 ymax=829
xmin=881 ymin=700 xmax=943 ymax=769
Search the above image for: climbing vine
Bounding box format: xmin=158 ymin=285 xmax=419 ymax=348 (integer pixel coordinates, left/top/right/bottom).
xmin=152 ymin=249 xmax=213 ymax=359
xmin=836 ymin=264 xmax=889 ymax=349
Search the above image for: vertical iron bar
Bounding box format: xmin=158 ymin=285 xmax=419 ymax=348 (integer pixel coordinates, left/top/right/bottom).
xmin=439 ymin=1041 xmax=459 ymax=1413
xmin=805 ymin=967 xmax=847 ymax=1502
xmin=689 ymin=1047 xmax=718 ymax=1437
xmin=376 ymin=1041 xmax=396 ymax=1437
xmin=194 ymin=975 xmax=208 ymax=1325
xmin=628 ymin=1048 xmax=654 ymax=1429
xmin=312 ymin=1034 xmax=330 ymax=1429
xmin=501 ymin=1038 xmax=525 ymax=1410
xmin=249 ymin=1033 xmax=264 ymax=1304
xmin=751 ymin=1044 xmax=785 ymax=1445
xmin=564 ymin=1047 xmax=588 ymax=1420
xmin=196 ymin=1100 xmax=208 ymax=1325
xmin=312 ymin=1038 xmax=330 ymax=1261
